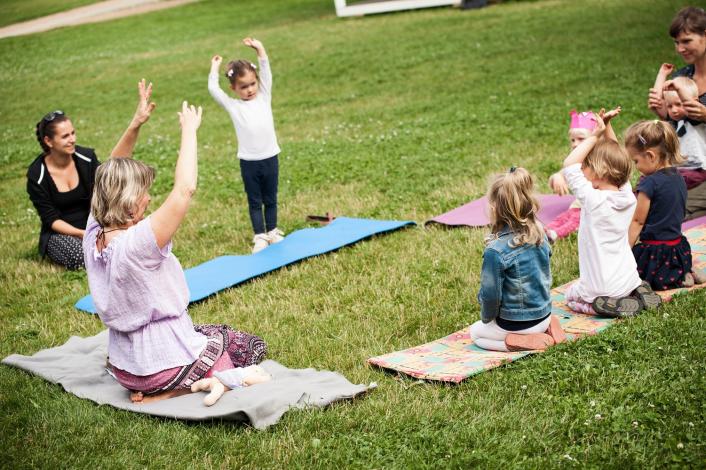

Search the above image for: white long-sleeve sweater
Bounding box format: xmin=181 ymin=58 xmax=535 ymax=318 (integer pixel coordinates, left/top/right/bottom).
xmin=208 ymin=57 xmax=281 ymax=160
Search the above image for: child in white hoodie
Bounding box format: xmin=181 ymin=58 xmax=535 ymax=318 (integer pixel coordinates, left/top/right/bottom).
xmin=561 ymin=108 xmax=660 ymax=317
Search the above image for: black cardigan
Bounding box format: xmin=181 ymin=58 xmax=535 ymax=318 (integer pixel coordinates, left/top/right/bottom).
xmin=26 ymin=145 xmax=99 ymax=256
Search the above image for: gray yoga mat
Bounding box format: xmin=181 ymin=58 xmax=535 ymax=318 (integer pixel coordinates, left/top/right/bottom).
xmin=2 ymin=330 xmax=373 ymax=430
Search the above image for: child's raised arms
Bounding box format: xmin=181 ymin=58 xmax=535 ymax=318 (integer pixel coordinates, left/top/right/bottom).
xmin=600 ymin=106 xmax=621 ymax=143
xmin=243 ymin=37 xmax=267 ymax=59
xmin=648 ymin=63 xmax=674 ymax=119
xmin=664 ymin=79 xmax=706 ymax=122
xmin=210 ymin=55 xmax=222 ymax=74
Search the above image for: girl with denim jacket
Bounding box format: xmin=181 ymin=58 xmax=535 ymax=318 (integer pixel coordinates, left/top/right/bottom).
xmin=470 ymin=168 xmax=567 ymax=352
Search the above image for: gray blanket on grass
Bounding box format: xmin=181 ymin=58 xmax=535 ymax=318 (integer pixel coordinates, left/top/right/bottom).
xmin=2 ymin=330 xmax=372 ymax=430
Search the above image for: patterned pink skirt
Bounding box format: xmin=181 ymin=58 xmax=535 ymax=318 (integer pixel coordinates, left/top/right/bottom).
xmin=111 ymin=324 xmax=267 ymax=394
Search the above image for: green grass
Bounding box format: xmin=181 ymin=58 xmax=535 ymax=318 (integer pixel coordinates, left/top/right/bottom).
xmin=0 ymin=0 xmax=98 ymax=28
xmin=1 ymin=0 xmax=705 ymax=467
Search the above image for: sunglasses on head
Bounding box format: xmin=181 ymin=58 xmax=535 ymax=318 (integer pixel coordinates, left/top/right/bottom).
xmin=42 ymin=110 xmax=65 ymax=122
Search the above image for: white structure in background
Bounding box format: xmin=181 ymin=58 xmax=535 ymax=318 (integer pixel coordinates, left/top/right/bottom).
xmin=334 ymin=0 xmax=463 ymax=17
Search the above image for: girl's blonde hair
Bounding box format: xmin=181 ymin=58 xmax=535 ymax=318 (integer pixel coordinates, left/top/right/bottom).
xmin=624 ymin=120 xmax=684 ymax=167
xmin=91 ymin=158 xmax=155 ymax=227
xmin=583 ymin=138 xmax=633 ymax=187
xmin=487 ymin=167 xmax=544 ymax=246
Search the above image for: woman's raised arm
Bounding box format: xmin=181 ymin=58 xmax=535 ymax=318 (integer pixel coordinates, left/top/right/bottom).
xmin=150 ymin=101 xmax=202 ymax=249
xmin=110 ymin=79 xmax=156 ymax=158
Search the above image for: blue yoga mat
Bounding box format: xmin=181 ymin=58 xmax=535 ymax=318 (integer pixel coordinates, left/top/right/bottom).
xmin=75 ymin=217 xmax=415 ymax=313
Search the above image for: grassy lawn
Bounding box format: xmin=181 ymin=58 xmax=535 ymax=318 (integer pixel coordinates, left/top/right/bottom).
xmin=1 ymin=0 xmax=705 ymax=467
xmin=0 ymin=0 xmax=99 ymax=28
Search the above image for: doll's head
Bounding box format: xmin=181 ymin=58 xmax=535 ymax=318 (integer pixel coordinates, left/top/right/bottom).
xmin=225 ymin=60 xmax=259 ymax=101
xmin=569 ymin=111 xmax=597 ymax=150
xmin=624 ymin=120 xmax=683 ymax=176
xmin=663 ymin=76 xmax=699 ymax=121
xmin=487 ymin=167 xmax=544 ymax=246
xmin=582 ymin=139 xmax=632 ymax=189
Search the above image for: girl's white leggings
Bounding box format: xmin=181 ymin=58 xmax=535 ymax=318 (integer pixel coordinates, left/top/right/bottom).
xmin=469 ymin=315 xmax=552 ymax=352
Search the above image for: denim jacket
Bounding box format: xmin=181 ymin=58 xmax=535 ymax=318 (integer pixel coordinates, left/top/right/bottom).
xmin=477 ymin=227 xmax=552 ymax=323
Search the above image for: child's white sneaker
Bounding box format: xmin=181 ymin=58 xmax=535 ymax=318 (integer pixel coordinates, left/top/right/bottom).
xmin=267 ymin=228 xmax=285 ymax=244
xmin=252 ymin=234 xmax=269 ymax=253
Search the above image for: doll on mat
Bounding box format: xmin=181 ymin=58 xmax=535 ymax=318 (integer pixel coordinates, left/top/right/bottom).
xmin=191 ymin=364 xmax=272 ymax=406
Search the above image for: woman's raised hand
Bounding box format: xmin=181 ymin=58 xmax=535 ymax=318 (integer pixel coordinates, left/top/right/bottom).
xmin=683 ymin=99 xmax=706 ymax=122
xmin=133 ymin=79 xmax=156 ymax=125
xmin=178 ymin=101 xmax=203 ymax=132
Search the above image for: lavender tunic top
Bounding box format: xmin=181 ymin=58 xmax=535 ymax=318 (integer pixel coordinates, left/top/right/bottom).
xmin=83 ymin=214 xmax=207 ymax=376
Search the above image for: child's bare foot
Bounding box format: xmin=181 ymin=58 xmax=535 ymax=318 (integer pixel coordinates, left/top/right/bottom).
xmin=691 ymin=270 xmax=706 ymax=285
xmin=682 ymin=272 xmax=695 ymax=288
xmin=505 ymin=332 xmax=555 ymax=351
xmin=546 ymin=315 xmax=567 ymax=344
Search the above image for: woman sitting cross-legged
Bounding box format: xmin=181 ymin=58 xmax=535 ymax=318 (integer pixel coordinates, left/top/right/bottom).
xmin=83 ymin=101 xmax=266 ymax=398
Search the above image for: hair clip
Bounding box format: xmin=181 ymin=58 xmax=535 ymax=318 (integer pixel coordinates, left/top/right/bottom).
xmin=227 ymin=69 xmax=234 ymax=78
xmin=509 ymin=166 xmax=517 ymax=173
xmin=250 ymin=62 xmax=257 ymax=70
xmin=638 ymin=134 xmax=647 ymax=145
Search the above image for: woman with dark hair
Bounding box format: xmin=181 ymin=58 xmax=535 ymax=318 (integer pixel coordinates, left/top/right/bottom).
xmin=26 ymin=80 xmax=155 ymax=269
xmin=648 ymin=6 xmax=706 ymax=220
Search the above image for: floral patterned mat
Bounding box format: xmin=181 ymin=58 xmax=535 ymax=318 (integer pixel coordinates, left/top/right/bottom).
xmin=368 ymin=225 xmax=706 ymax=383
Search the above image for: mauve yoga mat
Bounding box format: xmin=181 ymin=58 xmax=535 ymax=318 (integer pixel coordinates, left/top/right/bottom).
xmin=426 ymin=194 xmax=575 ymax=228
xmin=683 ymin=215 xmax=706 ymax=231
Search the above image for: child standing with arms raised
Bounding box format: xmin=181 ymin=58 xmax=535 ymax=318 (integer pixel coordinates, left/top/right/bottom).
xmin=209 ymin=38 xmax=284 ymax=253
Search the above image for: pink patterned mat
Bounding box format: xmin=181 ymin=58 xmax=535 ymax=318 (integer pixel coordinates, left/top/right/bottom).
xmin=368 ymin=225 xmax=706 ymax=383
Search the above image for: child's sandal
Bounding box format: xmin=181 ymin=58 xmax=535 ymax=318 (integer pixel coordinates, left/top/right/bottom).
xmin=505 ymin=333 xmax=555 ymax=352
xmin=630 ymin=281 xmax=662 ymax=310
xmin=592 ymin=296 xmax=643 ymax=318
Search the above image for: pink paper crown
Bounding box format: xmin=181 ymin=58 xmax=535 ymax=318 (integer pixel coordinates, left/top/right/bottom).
xmin=569 ymin=110 xmax=597 ymax=131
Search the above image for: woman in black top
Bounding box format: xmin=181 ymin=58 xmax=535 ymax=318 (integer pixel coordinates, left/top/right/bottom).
xmin=26 ymin=80 xmax=155 ymax=269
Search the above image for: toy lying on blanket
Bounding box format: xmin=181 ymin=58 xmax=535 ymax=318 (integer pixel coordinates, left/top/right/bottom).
xmin=191 ymin=365 xmax=272 ymax=406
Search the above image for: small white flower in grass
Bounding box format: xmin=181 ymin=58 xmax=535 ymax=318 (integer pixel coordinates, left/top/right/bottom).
xmin=590 ymin=400 xmax=596 ymax=407
xmin=521 ymin=385 xmax=527 ymax=390
xmin=677 ymin=443 xmax=684 ymax=449
xmin=689 ymin=422 xmax=694 ymax=427
xmin=632 ymin=421 xmax=639 ymax=427
xmin=563 ymin=454 xmax=576 ymax=461
xmin=594 ymin=414 xmax=602 ymax=420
